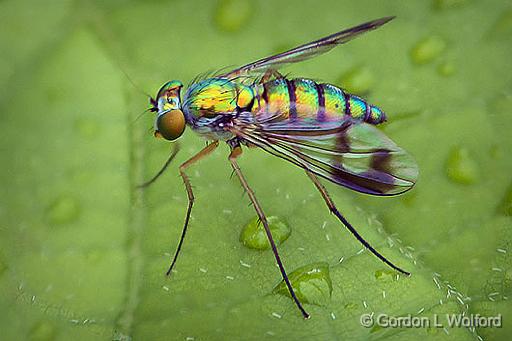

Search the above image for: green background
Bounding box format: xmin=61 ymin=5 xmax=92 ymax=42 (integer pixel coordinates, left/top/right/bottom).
xmin=1 ymin=0 xmax=511 ymax=340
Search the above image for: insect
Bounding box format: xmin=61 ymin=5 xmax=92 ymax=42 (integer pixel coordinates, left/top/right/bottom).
xmin=144 ymin=16 xmax=418 ymax=319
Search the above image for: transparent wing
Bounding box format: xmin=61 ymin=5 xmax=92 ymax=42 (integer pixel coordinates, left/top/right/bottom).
xmin=219 ymin=16 xmax=394 ymax=79
xmin=230 ymin=114 xmax=418 ymax=196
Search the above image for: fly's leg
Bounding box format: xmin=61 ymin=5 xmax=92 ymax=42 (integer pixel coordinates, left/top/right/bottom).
xmin=139 ymin=143 xmax=180 ymax=188
xmin=166 ymin=141 xmax=219 ymax=276
xmin=229 ymin=145 xmax=310 ymax=319
xmin=260 ymin=69 xmax=284 ymax=82
xmin=306 ymin=171 xmax=410 ymax=276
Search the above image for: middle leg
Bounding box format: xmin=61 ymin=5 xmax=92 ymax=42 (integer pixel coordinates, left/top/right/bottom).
xmin=228 ymin=145 xmax=310 ymax=319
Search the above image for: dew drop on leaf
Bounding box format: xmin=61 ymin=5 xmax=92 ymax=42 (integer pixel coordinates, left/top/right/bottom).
xmin=29 ymin=321 xmax=57 ymax=341
xmin=46 ymin=195 xmax=80 ymax=225
xmin=273 ymin=262 xmax=332 ymax=306
xmin=445 ymin=146 xmax=479 ymax=184
xmin=214 ymin=0 xmax=253 ymax=33
xmin=410 ymin=36 xmax=446 ymax=65
xmin=338 ymin=65 xmax=374 ymax=95
xmin=374 ymin=269 xmax=399 ymax=282
xmin=240 ymin=216 xmax=290 ymax=250
xmin=437 ymin=61 xmax=456 ymax=77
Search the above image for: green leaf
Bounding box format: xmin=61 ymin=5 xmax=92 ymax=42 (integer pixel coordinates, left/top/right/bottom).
xmin=1 ymin=0 xmax=511 ymax=340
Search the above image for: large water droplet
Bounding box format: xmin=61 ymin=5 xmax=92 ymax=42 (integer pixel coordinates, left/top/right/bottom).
xmin=338 ymin=66 xmax=374 ymax=95
xmin=29 ymin=321 xmax=56 ymax=341
xmin=374 ymin=269 xmax=398 ymax=282
xmin=240 ymin=216 xmax=290 ymax=250
xmin=214 ymin=0 xmax=252 ymax=33
xmin=273 ymin=262 xmax=332 ymax=306
xmin=46 ymin=195 xmax=80 ymax=225
xmin=411 ymin=36 xmax=445 ymax=65
xmin=437 ymin=61 xmax=456 ymax=77
xmin=445 ymin=146 xmax=479 ymax=184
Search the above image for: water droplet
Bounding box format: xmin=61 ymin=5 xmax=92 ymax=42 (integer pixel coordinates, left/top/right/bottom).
xmin=498 ymin=183 xmax=512 ymax=216
xmin=433 ymin=0 xmax=469 ymax=10
xmin=411 ymin=36 xmax=446 ymax=65
xmin=375 ymin=269 xmax=398 ymax=281
xmin=273 ymin=262 xmax=332 ymax=306
xmin=437 ymin=61 xmax=456 ymax=77
xmin=445 ymin=146 xmax=479 ymax=184
xmin=214 ymin=0 xmax=253 ymax=33
xmin=29 ymin=321 xmax=56 ymax=341
xmin=338 ymin=66 xmax=374 ymax=95
xmin=46 ymin=195 xmax=80 ymax=225
xmin=75 ymin=118 xmax=100 ymax=139
xmin=240 ymin=216 xmax=290 ymax=250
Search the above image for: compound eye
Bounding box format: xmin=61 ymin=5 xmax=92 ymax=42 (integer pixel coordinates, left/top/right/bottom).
xmin=156 ymin=109 xmax=186 ymax=140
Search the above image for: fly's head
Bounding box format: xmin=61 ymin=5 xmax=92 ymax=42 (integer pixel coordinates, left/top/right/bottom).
xmin=150 ymin=80 xmax=186 ymax=141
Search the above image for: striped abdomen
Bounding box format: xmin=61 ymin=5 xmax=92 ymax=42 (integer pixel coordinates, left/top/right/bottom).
xmin=251 ymin=78 xmax=386 ymax=124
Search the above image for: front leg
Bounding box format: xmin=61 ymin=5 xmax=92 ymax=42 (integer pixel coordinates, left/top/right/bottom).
xmin=166 ymin=141 xmax=219 ymax=276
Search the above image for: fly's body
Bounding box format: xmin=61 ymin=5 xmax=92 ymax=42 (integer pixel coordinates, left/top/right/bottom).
xmin=181 ymin=77 xmax=386 ymax=142
xmin=146 ymin=17 xmax=418 ymax=319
